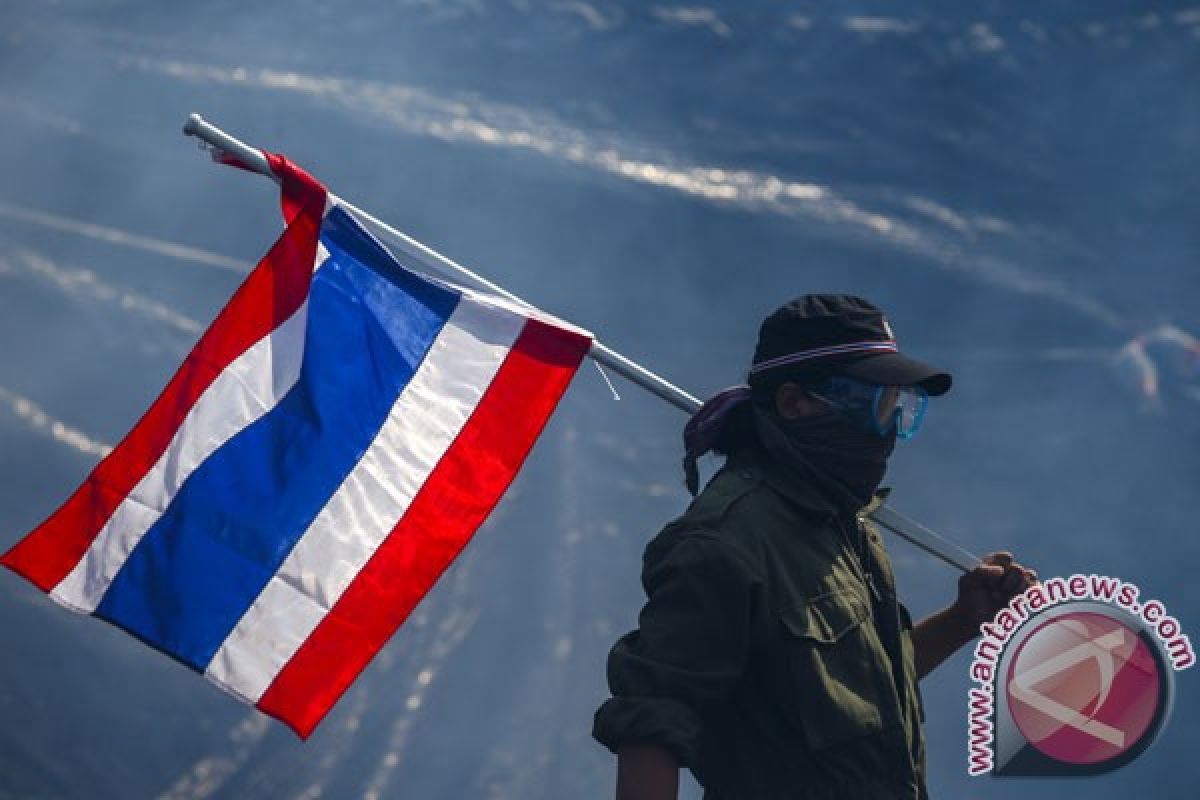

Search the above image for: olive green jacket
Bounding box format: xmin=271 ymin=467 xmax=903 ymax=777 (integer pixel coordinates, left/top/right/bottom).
xmin=593 ymin=447 xmax=928 ymax=799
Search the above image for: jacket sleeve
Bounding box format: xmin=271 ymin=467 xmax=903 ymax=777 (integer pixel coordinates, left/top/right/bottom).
xmin=592 ymin=532 xmax=757 ymax=766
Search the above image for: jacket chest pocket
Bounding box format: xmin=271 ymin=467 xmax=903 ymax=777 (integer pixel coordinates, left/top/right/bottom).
xmin=778 ymin=588 xmax=891 ymax=751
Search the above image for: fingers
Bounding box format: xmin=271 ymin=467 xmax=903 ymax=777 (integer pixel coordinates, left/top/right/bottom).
xmin=982 ymin=551 xmax=1014 ymax=567
xmin=977 ymin=553 xmax=1038 ymax=587
xmin=955 ymin=554 xmax=1040 ymax=626
xmin=963 ymin=564 xmax=1005 ymax=584
xmin=1000 ymin=566 xmax=1026 ymax=595
xmin=958 ymin=565 xmax=998 ymax=595
xmin=960 ymin=558 xmax=1038 ymax=598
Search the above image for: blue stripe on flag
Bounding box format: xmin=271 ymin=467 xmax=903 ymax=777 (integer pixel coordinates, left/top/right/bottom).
xmin=96 ymin=207 xmax=460 ymax=671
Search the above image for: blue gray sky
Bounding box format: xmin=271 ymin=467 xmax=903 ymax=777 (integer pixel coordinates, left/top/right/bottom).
xmin=1 ymin=2 xmax=1197 ymax=798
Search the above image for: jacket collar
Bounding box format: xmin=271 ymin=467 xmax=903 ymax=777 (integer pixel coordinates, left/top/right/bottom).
xmin=729 ymin=447 xmax=891 ymax=519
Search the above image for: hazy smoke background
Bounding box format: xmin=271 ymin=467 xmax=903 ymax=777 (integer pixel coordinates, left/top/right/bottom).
xmin=1 ymin=1 xmax=1197 ymax=797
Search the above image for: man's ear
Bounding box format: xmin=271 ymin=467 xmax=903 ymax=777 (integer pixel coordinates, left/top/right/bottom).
xmin=775 ymin=382 xmax=826 ymax=419
xmin=775 ymin=382 xmax=807 ymax=420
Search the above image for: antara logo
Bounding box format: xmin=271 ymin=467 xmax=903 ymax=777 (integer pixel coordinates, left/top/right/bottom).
xmin=966 ymin=575 xmax=1191 ymax=777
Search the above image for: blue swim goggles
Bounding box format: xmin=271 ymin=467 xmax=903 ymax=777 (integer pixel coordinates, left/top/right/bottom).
xmin=807 ymin=376 xmax=929 ymax=439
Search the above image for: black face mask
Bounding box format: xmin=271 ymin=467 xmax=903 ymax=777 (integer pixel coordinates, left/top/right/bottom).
xmin=755 ymin=406 xmax=896 ymax=512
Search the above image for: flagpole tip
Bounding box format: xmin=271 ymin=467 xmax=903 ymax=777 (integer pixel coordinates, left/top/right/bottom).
xmin=182 ymin=113 xmax=205 ymax=138
xmin=179 ymin=114 xmax=277 ymax=181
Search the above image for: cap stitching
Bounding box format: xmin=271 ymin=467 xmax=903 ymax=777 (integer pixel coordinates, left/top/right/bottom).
xmin=749 ymin=340 xmax=898 ymax=374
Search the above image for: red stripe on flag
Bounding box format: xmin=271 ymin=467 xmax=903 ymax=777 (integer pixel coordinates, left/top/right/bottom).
xmin=0 ymin=163 xmax=325 ymax=591
xmin=256 ymin=318 xmax=591 ymax=738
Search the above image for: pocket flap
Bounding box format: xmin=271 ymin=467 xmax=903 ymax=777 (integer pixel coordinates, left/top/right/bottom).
xmin=780 ymin=589 xmax=869 ymax=644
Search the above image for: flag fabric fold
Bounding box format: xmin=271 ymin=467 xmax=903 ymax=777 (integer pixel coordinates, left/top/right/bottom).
xmin=1 ymin=154 xmax=593 ymax=737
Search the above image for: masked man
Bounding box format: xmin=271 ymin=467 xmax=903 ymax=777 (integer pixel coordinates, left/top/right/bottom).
xmin=593 ymin=295 xmax=1036 ymax=800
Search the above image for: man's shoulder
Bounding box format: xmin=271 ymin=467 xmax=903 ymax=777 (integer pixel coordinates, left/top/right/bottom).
xmin=685 ymin=461 xmax=767 ymax=524
xmin=645 ymin=454 xmax=812 ymax=568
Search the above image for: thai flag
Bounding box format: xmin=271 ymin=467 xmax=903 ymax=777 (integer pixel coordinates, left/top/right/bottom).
xmin=1 ymin=155 xmax=592 ymax=737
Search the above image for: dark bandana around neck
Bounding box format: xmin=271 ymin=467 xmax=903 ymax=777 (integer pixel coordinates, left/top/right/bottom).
xmin=754 ymin=407 xmax=895 ymax=512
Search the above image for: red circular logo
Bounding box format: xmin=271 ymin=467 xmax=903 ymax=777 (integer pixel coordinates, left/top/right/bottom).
xmin=1005 ymin=611 xmax=1162 ymax=765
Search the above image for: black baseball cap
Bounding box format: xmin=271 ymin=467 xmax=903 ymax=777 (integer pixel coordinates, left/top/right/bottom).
xmin=748 ymin=295 xmax=952 ymax=396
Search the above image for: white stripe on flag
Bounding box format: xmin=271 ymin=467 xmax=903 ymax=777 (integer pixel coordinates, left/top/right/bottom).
xmin=205 ymin=296 xmax=525 ymax=702
xmin=50 ymin=245 xmax=330 ymax=614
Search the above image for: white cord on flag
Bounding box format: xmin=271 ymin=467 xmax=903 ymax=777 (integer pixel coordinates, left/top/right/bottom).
xmin=593 ymin=359 xmax=621 ymax=401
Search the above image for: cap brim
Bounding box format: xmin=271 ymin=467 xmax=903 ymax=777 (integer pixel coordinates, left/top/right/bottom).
xmin=837 ymin=351 xmax=952 ymax=396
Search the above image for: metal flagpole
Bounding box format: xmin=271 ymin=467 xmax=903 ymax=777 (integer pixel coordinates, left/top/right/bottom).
xmin=181 ymin=113 xmax=980 ymax=571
